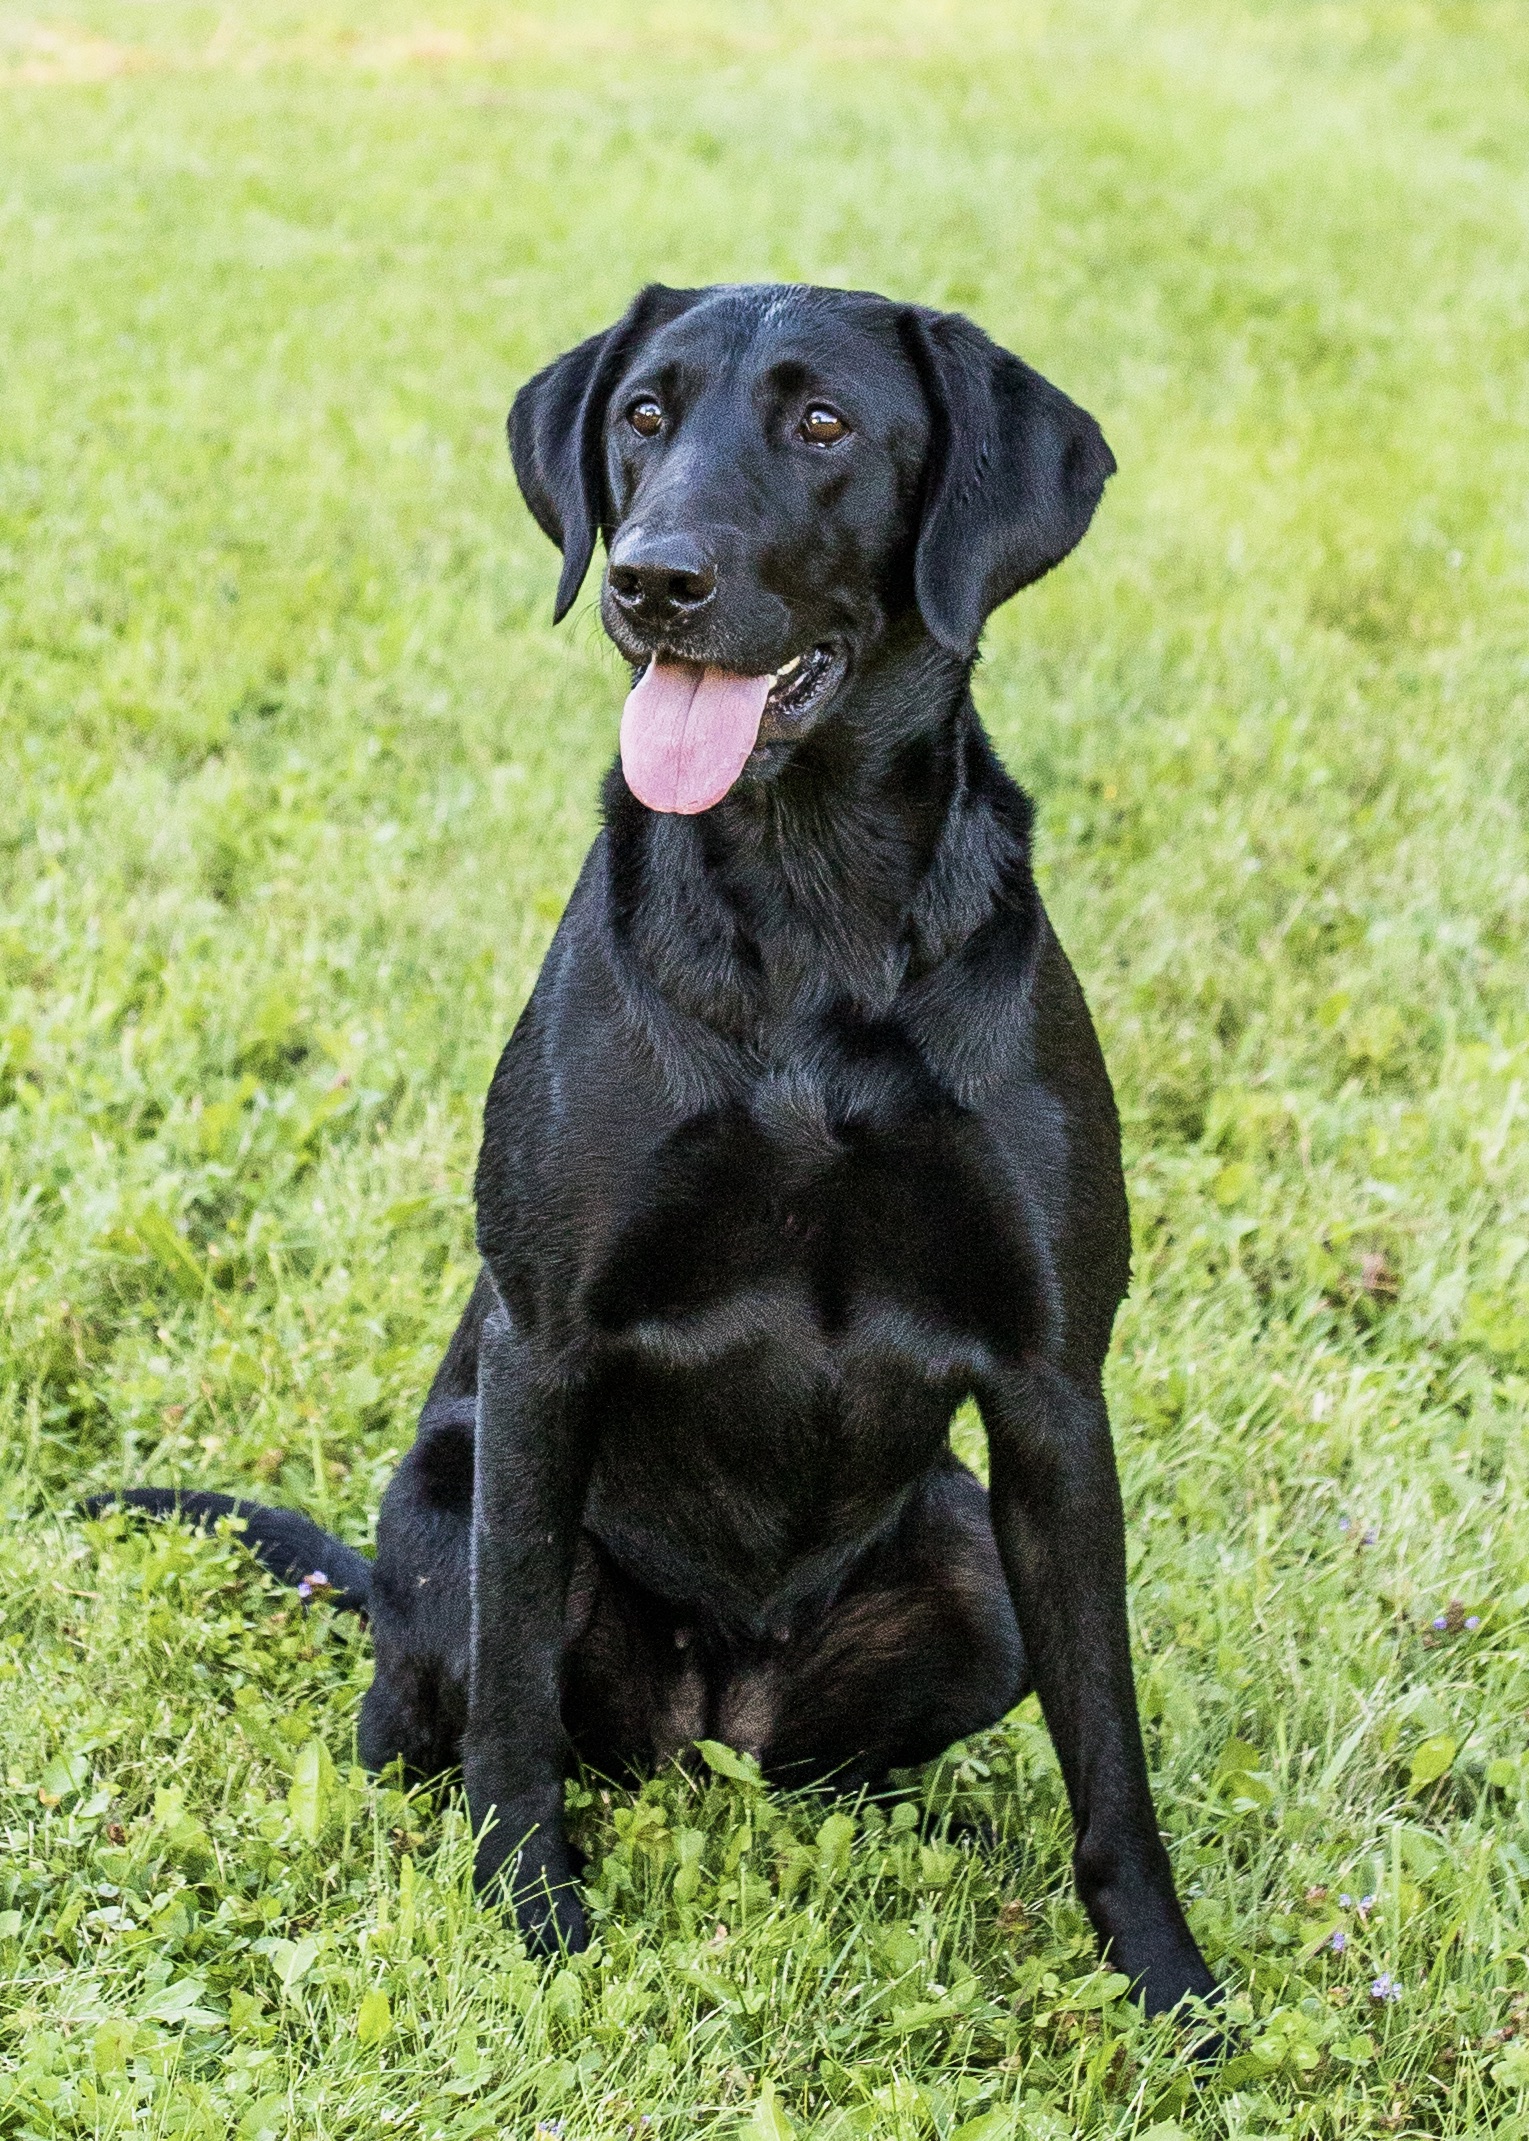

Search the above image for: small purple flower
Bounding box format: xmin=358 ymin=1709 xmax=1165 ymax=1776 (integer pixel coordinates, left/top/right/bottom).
xmin=1338 ymin=1516 xmax=1352 ymax=1534
xmin=1432 ymin=1615 xmax=1448 ymax=1631
xmin=1465 ymin=1615 xmax=1481 ymax=1632
xmin=1370 ymin=1973 xmax=1402 ymax=2003
xmin=1339 ymin=1893 xmax=1354 ymax=1909
xmin=1330 ymin=1930 xmax=1346 ymax=1953
xmin=1362 ymin=1526 xmax=1379 ymax=1547
xmin=296 ymin=1580 xmax=313 ymax=1602
xmin=534 ymin=2123 xmax=565 ymax=2140
xmin=1359 ymin=1894 xmax=1375 ymax=1917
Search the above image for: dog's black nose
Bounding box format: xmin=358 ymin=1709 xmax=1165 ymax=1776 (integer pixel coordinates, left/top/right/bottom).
xmin=606 ymin=533 xmax=717 ymax=625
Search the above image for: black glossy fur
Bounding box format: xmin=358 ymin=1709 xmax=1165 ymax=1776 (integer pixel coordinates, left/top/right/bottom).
xmin=96 ymin=283 xmax=1215 ymax=2016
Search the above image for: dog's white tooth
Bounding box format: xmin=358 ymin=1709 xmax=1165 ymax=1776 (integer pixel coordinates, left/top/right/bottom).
xmin=777 ymin=654 xmax=803 ymax=677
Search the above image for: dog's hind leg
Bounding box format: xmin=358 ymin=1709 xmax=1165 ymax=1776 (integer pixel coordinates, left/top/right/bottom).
xmin=358 ymin=1405 xmax=477 ymax=1780
xmin=560 ymin=1537 xmax=713 ymax=1778
xmin=757 ymin=1455 xmax=1029 ymax=1788
xmin=350 ymin=1270 xmax=500 ymax=1778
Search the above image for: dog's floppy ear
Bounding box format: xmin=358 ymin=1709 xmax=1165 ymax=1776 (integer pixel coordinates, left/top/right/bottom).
xmin=509 ymin=284 xmax=702 ymax=623
xmin=899 ymin=307 xmax=1116 ymax=656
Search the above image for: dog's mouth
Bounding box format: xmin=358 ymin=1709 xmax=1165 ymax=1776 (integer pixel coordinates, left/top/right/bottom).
xmin=620 ymin=644 xmax=845 ymax=816
xmin=753 ymin=638 xmax=843 ymax=732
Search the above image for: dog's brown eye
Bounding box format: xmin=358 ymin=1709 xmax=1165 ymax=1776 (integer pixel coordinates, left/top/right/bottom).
xmin=627 ymin=399 xmax=664 ymax=438
xmin=799 ymin=405 xmax=850 ymax=446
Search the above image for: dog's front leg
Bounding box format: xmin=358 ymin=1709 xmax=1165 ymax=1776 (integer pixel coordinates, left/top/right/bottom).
xmin=463 ymin=1300 xmax=590 ymax=1954
xmin=980 ymin=1358 xmax=1215 ymax=2017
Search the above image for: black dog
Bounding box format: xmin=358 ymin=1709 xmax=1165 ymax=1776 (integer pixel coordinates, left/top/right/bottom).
xmin=95 ymin=283 xmax=1215 ymax=2017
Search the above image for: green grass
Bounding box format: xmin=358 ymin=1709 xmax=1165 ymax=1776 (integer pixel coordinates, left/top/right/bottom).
xmin=2 ymin=0 xmax=1528 ymax=2132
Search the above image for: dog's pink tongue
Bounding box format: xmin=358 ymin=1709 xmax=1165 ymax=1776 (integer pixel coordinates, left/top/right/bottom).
xmin=620 ymin=660 xmax=772 ymax=815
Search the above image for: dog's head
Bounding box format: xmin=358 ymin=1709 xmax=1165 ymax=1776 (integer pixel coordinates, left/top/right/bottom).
xmin=510 ymin=283 xmax=1114 ymax=814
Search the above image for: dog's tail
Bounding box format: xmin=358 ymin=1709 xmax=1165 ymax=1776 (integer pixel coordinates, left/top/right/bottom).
xmin=80 ymin=1489 xmax=372 ymax=1613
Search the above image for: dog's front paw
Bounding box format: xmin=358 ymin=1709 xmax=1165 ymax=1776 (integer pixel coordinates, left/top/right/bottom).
xmin=1120 ymin=1941 xmax=1231 ymax=2061
xmin=473 ymin=1828 xmax=588 ymax=1955
xmin=515 ymin=1872 xmax=588 ymax=1958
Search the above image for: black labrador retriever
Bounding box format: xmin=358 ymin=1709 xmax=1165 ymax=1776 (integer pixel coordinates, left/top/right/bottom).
xmin=95 ymin=283 xmax=1215 ymax=2018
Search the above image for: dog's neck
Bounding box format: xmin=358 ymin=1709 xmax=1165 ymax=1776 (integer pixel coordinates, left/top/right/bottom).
xmin=605 ymin=625 xmax=1034 ymax=1054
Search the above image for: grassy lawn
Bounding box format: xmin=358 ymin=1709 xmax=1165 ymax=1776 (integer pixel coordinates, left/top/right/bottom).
xmin=2 ymin=0 xmax=1528 ymax=2133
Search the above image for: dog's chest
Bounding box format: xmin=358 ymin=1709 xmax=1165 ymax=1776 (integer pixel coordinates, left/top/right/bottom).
xmin=584 ymin=1096 xmax=1042 ymax=1376
xmin=578 ymin=1091 xmax=1046 ymax=1619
